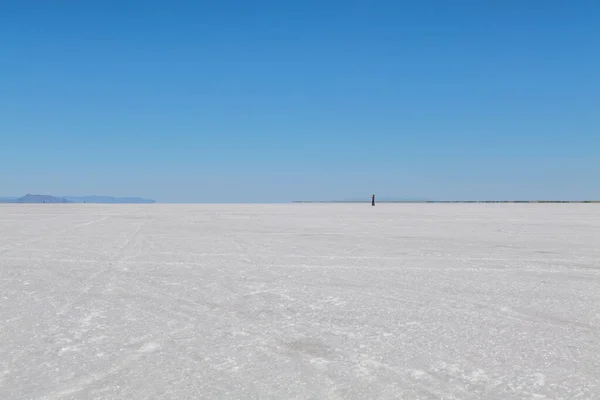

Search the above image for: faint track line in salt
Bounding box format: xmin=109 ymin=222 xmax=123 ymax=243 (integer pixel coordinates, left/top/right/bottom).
xmin=56 ymin=218 xmax=146 ymax=317
xmin=0 ymin=216 xmax=108 ymax=255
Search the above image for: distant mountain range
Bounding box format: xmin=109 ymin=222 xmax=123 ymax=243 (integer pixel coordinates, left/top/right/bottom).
xmin=0 ymin=194 xmax=156 ymax=204
xmin=17 ymin=194 xmax=70 ymax=203
xmin=64 ymin=196 xmax=155 ymax=204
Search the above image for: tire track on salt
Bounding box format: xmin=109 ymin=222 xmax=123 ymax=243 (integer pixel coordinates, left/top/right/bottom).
xmin=56 ymin=216 xmax=147 ymax=317
xmin=0 ymin=216 xmax=109 ymax=255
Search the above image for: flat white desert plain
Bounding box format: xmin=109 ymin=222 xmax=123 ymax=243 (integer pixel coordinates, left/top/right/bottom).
xmin=0 ymin=204 xmax=599 ymax=399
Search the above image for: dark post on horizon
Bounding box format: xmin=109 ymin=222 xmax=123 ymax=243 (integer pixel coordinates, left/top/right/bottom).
xmin=372 ymin=194 xmax=375 ymax=206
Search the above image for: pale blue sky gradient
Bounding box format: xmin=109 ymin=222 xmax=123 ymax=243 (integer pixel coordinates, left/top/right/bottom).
xmin=1 ymin=0 xmax=598 ymax=202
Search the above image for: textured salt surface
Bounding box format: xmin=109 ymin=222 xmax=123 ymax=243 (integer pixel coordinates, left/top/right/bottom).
xmin=0 ymin=204 xmax=599 ymax=399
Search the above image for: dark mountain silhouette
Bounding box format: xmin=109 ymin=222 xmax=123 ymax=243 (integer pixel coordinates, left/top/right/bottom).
xmin=0 ymin=194 xmax=155 ymax=204
xmin=16 ymin=194 xmax=70 ymax=203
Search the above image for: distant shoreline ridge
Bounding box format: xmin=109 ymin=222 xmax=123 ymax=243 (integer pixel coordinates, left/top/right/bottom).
xmin=293 ymin=200 xmax=600 ymax=204
xmin=0 ymin=194 xmax=155 ymax=204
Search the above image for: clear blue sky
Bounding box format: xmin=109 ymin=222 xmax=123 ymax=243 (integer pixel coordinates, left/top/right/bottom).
xmin=1 ymin=0 xmax=598 ymax=202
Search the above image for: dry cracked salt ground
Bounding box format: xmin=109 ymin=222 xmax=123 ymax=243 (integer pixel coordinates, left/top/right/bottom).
xmin=0 ymin=204 xmax=599 ymax=400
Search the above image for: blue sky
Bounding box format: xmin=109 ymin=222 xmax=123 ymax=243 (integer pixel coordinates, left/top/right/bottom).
xmin=1 ymin=0 xmax=598 ymax=202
